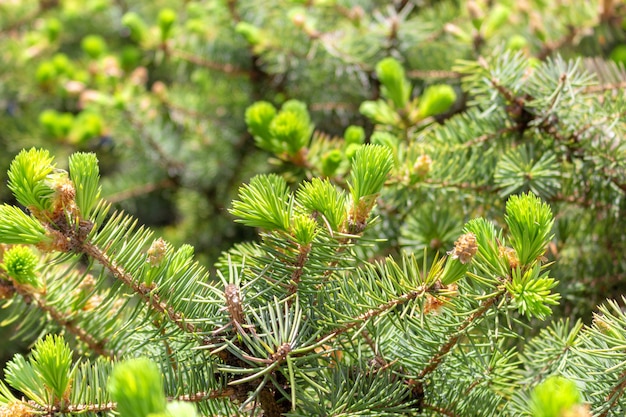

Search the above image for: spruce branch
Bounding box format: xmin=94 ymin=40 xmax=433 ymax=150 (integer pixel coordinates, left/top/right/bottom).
xmin=316 ymin=253 xmax=451 ymax=342
xmin=0 ymin=6 xmax=45 ymax=35
xmin=416 ymin=288 xmax=506 ymax=381
xmin=104 ymin=178 xmax=176 ymax=204
xmin=122 ymin=109 xmax=185 ymax=180
xmin=172 ymin=389 xmax=236 ymax=403
xmin=80 ymin=242 xmax=200 ymax=336
xmin=422 ymin=402 xmax=460 ymax=417
xmin=0 ymin=205 xmax=50 ymax=245
xmin=25 ymin=289 xmax=114 ymax=360
xmin=58 ymin=401 xmax=117 ymax=414
xmin=599 ymin=368 xmax=626 ymax=417
xmin=0 ymin=268 xmax=114 ymax=359
xmin=537 ymin=25 xmax=579 ymax=60
xmin=407 ymin=69 xmax=462 ymax=79
xmin=287 ymin=243 xmax=311 ymax=297
xmin=169 ymin=48 xmax=252 ymax=77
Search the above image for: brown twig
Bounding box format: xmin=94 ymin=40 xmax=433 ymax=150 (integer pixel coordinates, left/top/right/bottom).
xmin=1 ymin=270 xmax=114 ymax=359
xmin=31 ymin=291 xmax=115 ymax=359
xmin=599 ymin=368 xmax=626 ymax=417
xmin=417 ymin=289 xmax=506 ymax=380
xmin=123 ymin=110 xmax=186 ymax=180
xmin=171 ymin=388 xmax=236 ymax=402
xmin=81 ymin=242 xmax=200 ymax=335
xmin=584 ymin=81 xmax=626 ymax=94
xmin=287 ymin=243 xmax=312 ymax=297
xmin=537 ymin=26 xmax=578 ymax=61
xmin=407 ymin=69 xmax=462 ymax=79
xmin=422 ymin=403 xmax=460 ymax=417
xmin=316 ymin=284 xmax=431 ymax=342
xmin=105 ymin=179 xmax=176 ymax=203
xmin=169 ymin=49 xmax=252 ymax=77
xmin=0 ymin=8 xmax=41 ymax=35
xmin=64 ymin=402 xmax=117 ymax=414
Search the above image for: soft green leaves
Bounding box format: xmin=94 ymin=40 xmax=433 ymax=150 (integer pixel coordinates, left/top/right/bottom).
xmin=359 ymin=99 xmax=401 ymax=126
xmin=30 ymin=335 xmax=75 ymax=405
xmin=440 ymin=233 xmax=478 ymax=285
xmin=232 ymin=173 xmax=350 ymax=241
xmin=529 ymin=375 xmax=584 ymax=417
xmin=0 ymin=204 xmax=50 ymax=244
xmin=343 ymin=125 xmax=365 ymax=146
xmin=376 ymin=57 xmax=411 ymax=109
xmin=348 ymin=145 xmax=393 ymax=234
xmin=506 ymin=264 xmax=560 ymax=319
xmin=108 ymin=358 xmax=167 ymax=417
xmin=4 ymin=355 xmax=47 ymax=405
xmin=232 ymin=145 xmax=393 ymax=239
xmin=418 ymin=84 xmax=457 ymax=118
xmin=7 ymin=148 xmax=56 ymax=214
xmin=360 ymin=57 xmax=411 ymax=125
xmin=121 ymin=12 xmax=148 ymax=44
xmin=69 ymin=152 xmax=101 ymax=218
xmin=158 ymin=8 xmax=177 ymax=42
xmin=321 ymin=149 xmax=342 ymax=176
xmin=269 ymin=109 xmax=310 ymax=155
xmin=245 ymin=100 xmax=313 ymax=156
xmin=370 ymin=132 xmax=400 ymax=153
xmin=1 ymin=150 xmax=101 ymax=248
xmin=81 ymin=35 xmax=107 ymax=59
xmin=245 ymin=101 xmax=276 ymax=141
xmin=348 ymin=144 xmax=394 ymax=203
xmin=505 ymin=193 xmax=554 ymax=266
xmin=440 ymin=256 xmax=470 ymax=286
xmin=482 ymin=5 xmax=511 ymax=38
xmin=463 ymin=194 xmax=555 ymax=289
xmin=297 ymin=178 xmax=347 ymax=232
xmin=5 ymin=335 xmax=75 ymax=406
xmin=362 ymin=58 xmax=458 ymax=127
xmin=347 ymin=145 xmax=394 ymax=233
xmin=292 ymin=214 xmax=318 ymax=245
xmin=236 ymin=22 xmax=263 ymax=46
xmin=2 ymin=245 xmax=40 ymax=288
xmin=230 ymin=174 xmax=292 ymax=231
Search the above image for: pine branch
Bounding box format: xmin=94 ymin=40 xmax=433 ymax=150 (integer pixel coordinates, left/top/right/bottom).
xmin=172 ymin=389 xmax=236 ymax=402
xmin=537 ymin=25 xmax=579 ymax=60
xmin=423 ymin=403 xmax=460 ymax=417
xmin=80 ymin=242 xmax=200 ymax=336
xmin=169 ymin=48 xmax=252 ymax=77
xmin=104 ymin=178 xmax=176 ymax=203
xmin=584 ymin=80 xmax=626 ymax=93
xmin=122 ymin=110 xmax=185 ymax=180
xmin=407 ymin=69 xmax=462 ymax=79
xmin=417 ymin=288 xmax=506 ymax=381
xmin=598 ymin=366 xmax=626 ymax=417
xmin=27 ymin=289 xmax=115 ymax=360
xmin=0 ymin=269 xmax=114 ymax=359
xmin=39 ymin=400 xmax=117 ymax=415
xmin=317 ymin=283 xmax=432 ymax=341
xmin=0 ymin=7 xmax=43 ymax=35
xmin=287 ymin=243 xmax=311 ymax=297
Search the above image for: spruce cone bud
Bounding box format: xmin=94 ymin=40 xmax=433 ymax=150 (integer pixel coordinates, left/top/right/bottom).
xmin=413 ymin=154 xmax=432 ymax=177
xmin=225 ymin=284 xmax=244 ymax=325
xmin=449 ymin=233 xmax=478 ymax=264
xmin=147 ymin=238 xmax=168 ymax=266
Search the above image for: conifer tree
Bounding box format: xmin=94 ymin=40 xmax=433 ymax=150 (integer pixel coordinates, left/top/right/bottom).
xmin=0 ymin=1 xmax=626 ymax=416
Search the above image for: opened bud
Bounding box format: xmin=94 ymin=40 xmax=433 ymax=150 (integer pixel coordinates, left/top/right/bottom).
xmin=449 ymin=233 xmax=478 ymax=264
xmin=413 ymin=154 xmax=432 ymax=177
